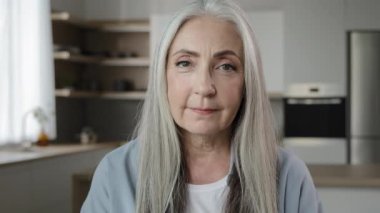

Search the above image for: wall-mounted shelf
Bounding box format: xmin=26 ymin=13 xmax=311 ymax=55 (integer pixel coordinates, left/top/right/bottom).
xmin=51 ymin=11 xmax=71 ymax=21
xmin=51 ymin=11 xmax=150 ymax=33
xmin=85 ymin=20 xmax=150 ymax=33
xmin=52 ymin=10 xmax=149 ymax=142
xmin=268 ymin=92 xmax=283 ymax=100
xmin=55 ymin=89 xmax=145 ymax=100
xmin=54 ymin=51 xmax=150 ymax=67
xmin=51 ymin=11 xmax=83 ymax=27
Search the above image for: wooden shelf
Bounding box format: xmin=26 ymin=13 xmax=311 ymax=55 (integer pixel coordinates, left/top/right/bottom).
xmin=54 ymin=51 xmax=150 ymax=67
xmin=55 ymin=89 xmax=145 ymax=100
xmin=51 ymin=11 xmax=71 ymax=21
xmin=51 ymin=11 xmax=150 ymax=33
xmin=268 ymin=92 xmax=284 ymax=100
xmin=51 ymin=11 xmax=84 ymax=27
xmin=85 ymin=20 xmax=150 ymax=33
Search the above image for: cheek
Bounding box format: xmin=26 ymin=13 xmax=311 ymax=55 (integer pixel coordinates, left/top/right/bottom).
xmin=167 ymin=71 xmax=190 ymax=112
xmin=167 ymin=72 xmax=176 ymax=110
xmin=226 ymin=90 xmax=243 ymax=113
xmin=218 ymin=77 xmax=244 ymax=107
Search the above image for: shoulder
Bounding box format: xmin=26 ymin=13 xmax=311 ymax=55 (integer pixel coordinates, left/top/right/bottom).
xmin=81 ymin=140 xmax=139 ymax=212
xmin=103 ymin=139 xmax=139 ymax=167
xmin=278 ymin=147 xmax=310 ymax=183
xmin=277 ymin=147 xmax=323 ymax=213
xmin=99 ymin=139 xmax=139 ymax=183
xmin=95 ymin=139 xmax=139 ymax=173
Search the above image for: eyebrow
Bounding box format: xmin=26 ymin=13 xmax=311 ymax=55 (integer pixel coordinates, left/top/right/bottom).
xmin=213 ymin=50 xmax=240 ymax=59
xmin=172 ymin=49 xmax=241 ymax=59
xmin=172 ymin=49 xmax=199 ymax=57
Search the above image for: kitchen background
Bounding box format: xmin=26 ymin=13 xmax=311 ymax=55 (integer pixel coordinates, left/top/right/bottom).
xmin=1 ymin=0 xmax=380 ymax=212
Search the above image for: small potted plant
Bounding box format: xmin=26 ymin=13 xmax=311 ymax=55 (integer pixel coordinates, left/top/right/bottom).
xmin=33 ymin=107 xmax=49 ymax=146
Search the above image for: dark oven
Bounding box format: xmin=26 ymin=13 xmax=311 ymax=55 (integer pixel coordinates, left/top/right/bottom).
xmin=284 ymin=97 xmax=346 ymax=138
xmin=283 ymin=83 xmax=347 ymax=164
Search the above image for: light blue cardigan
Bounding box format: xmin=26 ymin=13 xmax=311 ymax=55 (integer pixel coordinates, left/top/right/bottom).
xmin=81 ymin=140 xmax=323 ymax=213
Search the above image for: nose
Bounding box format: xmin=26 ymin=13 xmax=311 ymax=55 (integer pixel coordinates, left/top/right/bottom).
xmin=194 ymin=67 xmax=216 ymax=97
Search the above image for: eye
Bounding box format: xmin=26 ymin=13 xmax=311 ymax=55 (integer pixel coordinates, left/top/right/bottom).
xmin=218 ymin=63 xmax=237 ymax=72
xmin=175 ymin=60 xmax=191 ymax=68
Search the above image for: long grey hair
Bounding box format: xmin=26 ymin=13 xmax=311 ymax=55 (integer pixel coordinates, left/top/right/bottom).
xmin=135 ymin=0 xmax=278 ymax=212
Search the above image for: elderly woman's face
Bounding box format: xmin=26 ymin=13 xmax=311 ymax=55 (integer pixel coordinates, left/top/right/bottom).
xmin=166 ymin=16 xmax=244 ymax=137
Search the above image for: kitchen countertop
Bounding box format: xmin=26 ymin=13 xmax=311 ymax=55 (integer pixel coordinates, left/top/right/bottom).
xmin=308 ymin=164 xmax=380 ymax=187
xmin=0 ymin=142 xmax=121 ymax=167
xmin=72 ymin=163 xmax=380 ymax=188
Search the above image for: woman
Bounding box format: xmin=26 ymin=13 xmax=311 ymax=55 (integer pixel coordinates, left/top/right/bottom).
xmin=82 ymin=0 xmax=322 ymax=212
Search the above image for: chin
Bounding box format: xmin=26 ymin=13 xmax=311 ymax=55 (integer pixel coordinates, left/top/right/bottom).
xmin=184 ymin=125 xmax=225 ymax=136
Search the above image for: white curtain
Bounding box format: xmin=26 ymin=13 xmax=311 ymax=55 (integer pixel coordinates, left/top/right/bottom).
xmin=0 ymin=0 xmax=56 ymax=145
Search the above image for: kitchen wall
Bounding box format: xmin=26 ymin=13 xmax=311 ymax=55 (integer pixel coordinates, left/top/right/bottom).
xmin=51 ymin=0 xmax=84 ymax=18
xmin=51 ymin=0 xmax=380 ymax=90
xmin=83 ymin=0 xmax=150 ymax=20
xmin=50 ymin=0 xmax=380 ymax=139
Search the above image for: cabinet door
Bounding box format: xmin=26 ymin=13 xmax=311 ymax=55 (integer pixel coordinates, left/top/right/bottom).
xmin=247 ymin=11 xmax=284 ymax=93
xmin=345 ymin=0 xmax=380 ymax=30
xmin=283 ymin=0 xmax=345 ymax=89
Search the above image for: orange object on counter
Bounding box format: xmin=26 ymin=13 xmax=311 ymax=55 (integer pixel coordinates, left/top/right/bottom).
xmin=37 ymin=129 xmax=49 ymax=146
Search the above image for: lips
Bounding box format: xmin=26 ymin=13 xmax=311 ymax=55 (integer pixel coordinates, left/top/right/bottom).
xmin=189 ymin=107 xmax=218 ymax=115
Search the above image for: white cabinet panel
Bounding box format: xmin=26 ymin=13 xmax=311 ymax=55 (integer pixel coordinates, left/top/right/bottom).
xmin=248 ymin=11 xmax=284 ymax=93
xmin=318 ymin=187 xmax=380 ymax=213
xmin=284 ymin=0 xmax=345 ymax=89
xmin=345 ymin=0 xmax=380 ymax=30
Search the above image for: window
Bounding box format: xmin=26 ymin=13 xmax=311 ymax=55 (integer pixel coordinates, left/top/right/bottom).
xmin=0 ymin=0 xmax=56 ymax=145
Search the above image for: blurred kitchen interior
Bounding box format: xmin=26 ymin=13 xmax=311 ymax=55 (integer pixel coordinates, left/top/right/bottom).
xmin=1 ymin=0 xmax=380 ymax=212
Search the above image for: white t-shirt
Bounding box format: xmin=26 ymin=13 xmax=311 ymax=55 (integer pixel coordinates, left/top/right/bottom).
xmin=184 ymin=175 xmax=229 ymax=213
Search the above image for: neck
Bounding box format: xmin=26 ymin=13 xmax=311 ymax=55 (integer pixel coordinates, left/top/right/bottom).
xmin=181 ymin=130 xmax=231 ymax=184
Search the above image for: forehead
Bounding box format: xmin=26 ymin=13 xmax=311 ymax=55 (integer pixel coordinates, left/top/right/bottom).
xmin=169 ymin=16 xmax=243 ymax=56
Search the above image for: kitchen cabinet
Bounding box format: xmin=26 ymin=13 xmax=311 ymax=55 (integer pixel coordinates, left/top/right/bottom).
xmin=309 ymin=164 xmax=380 ymax=212
xmin=52 ymin=11 xmax=149 ymax=142
xmin=72 ymin=173 xmax=92 ymax=213
xmin=318 ymin=187 xmax=380 ymax=212
xmin=344 ymin=0 xmax=380 ymax=30
xmin=283 ymin=0 xmax=345 ymax=89
xmin=247 ymin=11 xmax=284 ymax=94
xmin=0 ymin=145 xmax=114 ymax=213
